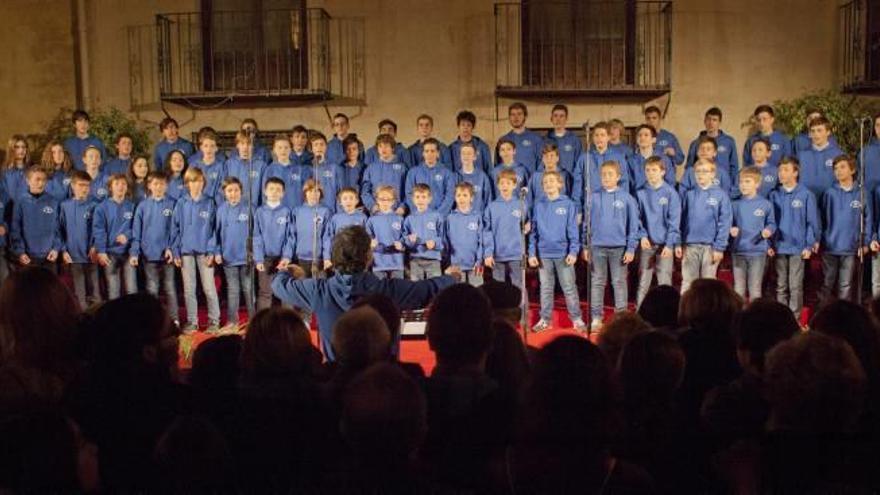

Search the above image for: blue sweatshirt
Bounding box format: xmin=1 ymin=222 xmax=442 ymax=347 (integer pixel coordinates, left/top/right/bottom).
xmin=679 ymin=165 xmax=733 ymax=197
xmin=214 ymin=202 xmax=250 ymax=266
xmin=365 ymin=143 xmax=413 ymax=169
xmin=338 ymin=161 xmax=365 ymax=192
xmin=656 ymin=129 xmax=685 ymax=166
xmin=92 ymin=197 xmax=135 ymax=257
xmin=292 ymin=203 xmax=330 ymax=261
xmin=310 ymin=161 xmax=342 ymax=213
xmin=681 ymin=185 xmax=733 ymax=251
xmin=586 ymin=188 xmax=640 ymax=253
xmin=229 ymin=143 xmax=272 ymax=165
xmin=685 ymin=131 xmax=739 ymax=179
xmin=446 ymin=209 xmax=483 ymax=268
xmin=799 ymin=143 xmax=842 ymax=200
xmin=753 ymin=163 xmax=779 ymax=198
xmin=769 ymin=183 xmax=820 ymax=256
xmin=731 ymin=196 xmax=776 ymax=255
xmin=290 ymin=149 xmax=314 ymax=168
xmin=59 ymin=198 xmax=95 ymax=262
xmin=3 ymin=167 xmax=26 ymax=202
xmin=409 ymin=140 xmax=453 ymax=169
xmin=608 ymin=142 xmax=634 ymax=161
xmin=326 ymin=135 xmax=364 ymax=167
xmin=449 ymin=136 xmax=493 ymax=176
xmin=261 ymin=162 xmax=311 ymax=210
xmin=322 ymin=210 xmax=367 ymax=260
xmin=188 ymin=157 xmax=227 ymax=205
xmin=224 ymin=156 xmax=266 ymax=208
xmin=860 ymin=138 xmax=880 ymax=193
xmin=104 ymin=157 xmax=131 ymax=176
xmin=170 ymin=195 xmax=216 ymax=257
xmin=167 ymin=175 xmax=186 ymax=202
xmin=361 ymin=159 xmax=407 ymax=212
xmin=577 ymin=147 xmax=631 ymax=193
xmin=794 ymin=133 xmax=838 ymax=158
xmin=823 ymin=183 xmax=872 ymax=255
xmin=456 ymin=168 xmax=493 ymax=213
xmin=252 ymin=203 xmax=293 ymax=262
xmin=492 ymin=162 xmax=531 ymax=198
xmin=528 ymin=168 xmax=573 ymax=207
xmin=11 ymin=192 xmax=61 ymax=257
xmin=130 ymin=197 xmax=175 ymax=262
xmin=403 ymin=209 xmax=444 ymax=261
xmin=628 ymin=149 xmax=676 ymax=190
xmin=64 ymin=135 xmax=106 ymax=171
xmin=131 ymin=181 xmax=147 ymax=205
xmin=366 ymin=211 xmax=405 ymax=271
xmin=45 ymin=171 xmax=71 ymax=202
xmin=743 ymin=130 xmax=792 ymax=167
xmin=153 ymin=138 xmax=195 ymax=170
xmin=87 ymin=173 xmax=109 ymax=203
xmin=529 ymin=194 xmax=579 ymax=258
xmin=544 ymin=130 xmax=583 ymax=175
xmin=499 ymin=129 xmax=545 ymax=173
xmin=636 ymin=182 xmax=682 ymax=246
xmin=483 ymin=196 xmax=527 ymax=262
xmin=405 ymin=163 xmax=457 ymax=215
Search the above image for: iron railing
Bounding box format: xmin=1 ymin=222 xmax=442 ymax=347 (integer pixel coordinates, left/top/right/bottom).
xmin=495 ymin=0 xmax=672 ymax=96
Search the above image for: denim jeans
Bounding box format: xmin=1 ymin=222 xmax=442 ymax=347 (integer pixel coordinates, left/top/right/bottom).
xmin=181 ymin=254 xmax=220 ymax=326
xmin=104 ymin=255 xmax=137 ymax=300
xmin=223 ymin=265 xmax=254 ymax=324
xmin=636 ymin=246 xmax=673 ymax=307
xmin=681 ymin=244 xmax=720 ymax=294
xmin=732 ymin=254 xmax=767 ymax=300
xmin=144 ymin=261 xmax=180 ymax=322
xmin=871 ymin=254 xmax=880 ymax=298
xmin=492 ymin=260 xmax=524 ymax=290
xmin=375 ymin=269 xmax=404 ymax=279
xmin=70 ymin=262 xmax=101 ymax=309
xmin=590 ymin=247 xmax=628 ymax=320
xmin=538 ymin=257 xmax=582 ymax=321
xmin=775 ymin=254 xmax=805 ymax=320
xmin=410 ymin=259 xmax=442 ymax=281
xmin=463 ymin=269 xmax=484 ymax=287
xmin=257 ymin=257 xmax=282 ymax=311
xmin=822 ymin=253 xmax=855 ymax=303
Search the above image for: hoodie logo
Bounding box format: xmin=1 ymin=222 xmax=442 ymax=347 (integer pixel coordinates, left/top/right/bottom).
xmin=522 ymin=139 xmax=532 ymax=147
xmin=851 ymin=200 xmax=862 ymax=209
xmin=83 ymin=211 xmax=91 ymax=219
xmin=754 ymin=208 xmax=766 ymax=217
xmin=512 ymin=209 xmax=522 ymax=218
xmin=825 ymin=159 xmax=833 ymax=168
xmin=199 ymin=211 xmax=210 ymax=219
xmin=63 ymin=178 xmax=71 ymax=186
xmin=659 ymin=140 xmax=668 ymax=147
xmin=771 ymin=143 xmax=781 ymax=151
xmin=555 ymin=207 xmax=567 ymax=215
xmin=162 ymin=208 xmax=173 ymax=217
xmin=426 ymin=221 xmax=436 ymax=230
xmin=718 ymin=146 xmax=727 ymax=153
xmin=291 ymin=173 xmax=301 ymax=181
xmin=237 ymin=213 xmax=248 ymax=222
xmin=42 ymin=206 xmax=54 ymax=215
xmin=658 ymin=197 xmax=669 ymax=206
xmin=707 ymin=197 xmax=719 ymax=207
xmin=250 ymin=170 xmax=259 ymax=178
xmin=612 ymin=200 xmax=624 ymax=209
xmin=468 ymin=222 xmax=478 ymax=231
xmin=123 ymin=212 xmax=133 ymax=220
xmin=764 ymin=175 xmax=775 ymax=182
xmin=322 ymin=170 xmax=334 ymax=178
xmin=473 ymin=185 xmax=482 ymax=193
xmin=564 ymin=145 xmax=573 ymax=152
xmin=434 ymin=174 xmax=443 ymax=182
xmin=713 ymin=178 xmax=721 ymax=186
xmin=97 ymin=188 xmax=107 ymax=197
xmin=208 ymin=171 xmax=218 ymax=180
xmin=393 ymin=164 xmax=402 ymax=171
xmin=276 ymin=216 xmax=288 ymax=225
xmin=391 ymin=221 xmax=401 ymax=230
xmin=792 ymin=199 xmax=804 ymax=208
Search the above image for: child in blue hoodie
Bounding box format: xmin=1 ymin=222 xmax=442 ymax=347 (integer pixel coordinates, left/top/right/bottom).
xmin=171 ymin=167 xmax=221 ymax=333
xmin=456 ymin=142 xmax=493 ymax=213
xmin=364 ymin=119 xmax=413 ymax=169
xmin=409 ymin=115 xmax=453 ymax=169
xmin=224 ymin=131 xmax=266 ymax=210
xmin=730 ymin=167 xmax=776 ymax=300
xmin=578 ymin=122 xmax=631 ymax=193
xmin=799 ymin=117 xmax=841 ymax=201
xmin=528 ymin=171 xmax=585 ymax=332
xmin=64 ymin=110 xmax=107 ymax=171
xmin=404 ymin=184 xmax=444 ymax=280
xmin=339 ymin=135 xmax=365 ymax=192
xmin=405 ymin=138 xmax=457 ymax=216
xmin=449 ymin=110 xmax=493 ymax=175
xmin=289 ymin=125 xmax=314 ymax=168
xmin=584 ymin=161 xmax=640 ymax=330
xmin=93 ymin=174 xmax=137 ymax=300
xmin=679 ymin=136 xmax=734 ymax=196
xmin=262 ymin=134 xmax=311 ymax=211
xmin=823 ymin=155 xmax=876 ymax=303
xmin=528 ymin=143 xmax=574 ymax=208
xmin=769 ymin=157 xmax=819 ymax=320
xmin=188 ymin=130 xmax=227 ymax=205
xmin=677 ymin=158 xmax=733 ymax=293
xmin=742 ymin=105 xmax=792 ymax=167
xmin=10 ymin=167 xmax=61 ymax=268
xmin=685 ymin=107 xmax=738 ymax=181
xmin=628 ymin=125 xmax=676 ymax=190
xmin=492 ymin=139 xmax=530 ymax=198
xmin=130 ymin=171 xmax=178 ymax=321
xmin=253 ymin=177 xmax=294 ymax=311
xmin=366 ymin=185 xmax=405 ymax=279
xmin=59 ymin=171 xmax=99 ymax=308
xmin=446 ymin=182 xmax=484 ymax=286
xmin=308 ymin=132 xmax=341 ymax=213
xmin=291 ymin=180 xmax=331 ymax=304
xmin=214 ymin=177 xmax=255 ymax=324
xmin=499 ymin=103 xmax=544 ymax=173
xmin=127 ymin=156 xmax=150 ymax=205
xmin=323 ymin=187 xmax=367 ymax=269
xmin=163 ymin=149 xmax=188 ymax=202
xmin=82 ymin=146 xmax=109 ymax=203
xmin=41 ymin=140 xmax=72 ymax=202
xmin=484 ymin=169 xmax=528 ymax=288
xmin=545 ymin=104 xmax=584 ymax=174
xmin=645 ymin=105 xmax=685 ymax=166
xmin=750 ymin=138 xmax=779 ymax=198
xmin=635 ymin=156 xmax=681 ymax=306
xmin=362 ymin=134 xmax=408 ymax=214
xmin=152 ymin=117 xmax=195 ymax=171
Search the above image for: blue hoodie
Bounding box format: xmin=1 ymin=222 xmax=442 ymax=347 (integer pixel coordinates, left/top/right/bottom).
xmin=679 ymin=165 xmax=734 ymax=197
xmin=628 ymin=149 xmax=676 ymax=190
xmin=577 ymin=147 xmax=631 ymax=193
xmin=11 ymin=192 xmax=61 ymax=257
xmin=214 ymin=201 xmax=250 ymax=266
xmin=456 ymin=168 xmax=493 ymax=213
xmin=326 ymin=135 xmax=364 ymax=167
xmin=483 ymin=196 xmax=527 ymax=262
xmin=224 ymin=156 xmax=266 ymax=208
xmin=167 ymin=174 xmax=186 ymax=202
xmin=365 ymin=143 xmax=413 ymax=169
xmin=87 ymin=172 xmax=110 ymax=203
xmin=170 ymin=194 xmax=216 ymax=257
xmin=290 ymin=149 xmax=314 ymax=168
xmin=544 ymin=130 xmax=584 ymax=174
xmin=64 ymin=135 xmax=106 ymax=171
xmin=753 ymin=163 xmax=779 ymax=198
xmin=405 ymin=163 xmax=457 ymax=215
xmin=743 ymin=130 xmax=793 ymax=167
xmin=92 ymin=197 xmax=135 ymax=257
xmin=446 ymin=208 xmax=483 ymax=268
xmin=636 ymin=181 xmax=681 ymax=246
xmin=310 ymin=160 xmax=342 ymax=213
xmin=859 ymin=138 xmax=880 ymax=193
xmin=131 ymin=196 xmax=175 ymax=262
xmin=793 ymin=133 xmax=838 ymax=158
xmin=769 ymin=183 xmax=820 ymax=256
xmin=656 ymin=129 xmax=685 ymax=166
xmin=449 ymin=136 xmax=493 ymax=176
xmin=59 ymin=197 xmax=95 ymax=262
xmin=409 ymin=140 xmax=453 ymax=169
xmin=229 ymin=143 xmax=272 ymax=165
xmin=188 ymin=157 xmax=227 ymax=205
xmin=492 ymin=162 xmax=531 ymax=199
xmin=261 ymin=161 xmax=311 ymax=210
xmin=680 ymin=185 xmax=733 ymax=252
xmin=799 ymin=142 xmax=843 ymax=200
xmin=731 ymin=195 xmax=776 ymax=255
xmin=338 ymin=161 xmax=365 ymax=192
xmin=499 ymin=129 xmax=545 ymax=173
xmin=529 ymin=194 xmax=579 ymax=258
xmin=361 ymin=159 xmax=408 ymax=212
xmin=252 ymin=203 xmax=293 ymax=262
xmin=685 ymin=130 xmax=739 ymax=178
xmin=528 ymin=168 xmax=573 ymax=207
xmin=131 ymin=181 xmax=147 ymax=205
xmin=153 ymin=138 xmax=195 ymax=170
xmin=586 ymin=188 xmax=640 ymax=253
xmin=823 ymin=183 xmax=872 ymax=255
xmin=322 ymin=210 xmax=368 ymax=260
xmin=366 ymin=211 xmax=405 ymax=271
xmin=292 ymin=203 xmax=331 ymax=261
xmin=403 ymin=209 xmax=444 ymax=261
xmin=3 ymin=167 xmax=26 ymax=202
xmin=45 ymin=171 xmax=71 ymax=202
xmin=104 ymin=157 xmax=131 ymax=176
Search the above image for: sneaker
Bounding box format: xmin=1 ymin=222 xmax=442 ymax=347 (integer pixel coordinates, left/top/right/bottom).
xmin=532 ymin=319 xmax=550 ymax=332
xmin=181 ymin=323 xmax=198 ymax=335
xmin=205 ymin=322 xmax=221 ymax=334
xmin=590 ymin=318 xmax=604 ymax=332
xmin=572 ymin=319 xmax=588 ymax=333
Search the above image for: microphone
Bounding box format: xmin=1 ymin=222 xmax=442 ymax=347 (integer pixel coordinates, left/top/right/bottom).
xmin=520 ymin=186 xmax=529 ymax=198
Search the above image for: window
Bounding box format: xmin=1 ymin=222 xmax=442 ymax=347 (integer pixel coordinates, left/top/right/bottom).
xmin=842 ymin=0 xmax=880 ymax=92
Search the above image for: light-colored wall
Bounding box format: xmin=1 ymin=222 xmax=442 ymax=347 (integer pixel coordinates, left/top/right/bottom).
xmin=2 ymin=0 xmax=840 ymax=158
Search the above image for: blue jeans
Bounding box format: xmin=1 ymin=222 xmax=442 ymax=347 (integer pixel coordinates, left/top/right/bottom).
xmin=70 ymin=262 xmax=101 ymax=309
xmin=410 ymin=259 xmax=442 ymax=281
xmin=732 ymin=254 xmax=767 ymax=300
xmin=463 ymin=269 xmax=484 ymax=287
xmin=224 ymin=265 xmax=254 ymax=324
xmin=871 ymin=254 xmax=880 ymax=298
xmin=776 ymin=254 xmax=805 ymax=320
xmin=144 ymin=261 xmax=180 ymax=322
xmin=681 ymin=244 xmax=720 ymax=293
xmin=822 ymin=253 xmax=855 ymax=302
xmin=181 ymin=254 xmax=220 ymax=326
xmin=636 ymin=246 xmax=673 ymax=307
xmin=590 ymin=247 xmax=628 ymax=319
xmin=492 ymin=260 xmax=524 ymax=289
xmin=375 ymin=269 xmax=404 ymax=279
xmin=538 ymin=257 xmax=582 ymax=321
xmin=104 ymin=255 xmax=137 ymax=300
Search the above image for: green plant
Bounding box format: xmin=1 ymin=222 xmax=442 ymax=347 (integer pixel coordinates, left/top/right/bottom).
xmin=34 ymin=106 xmax=152 ymax=158
xmin=742 ymin=89 xmax=880 ymax=155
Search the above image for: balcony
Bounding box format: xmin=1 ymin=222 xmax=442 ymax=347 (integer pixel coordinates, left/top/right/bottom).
xmin=494 ymin=0 xmax=672 ymax=99
xmin=840 ymin=0 xmax=880 ymax=94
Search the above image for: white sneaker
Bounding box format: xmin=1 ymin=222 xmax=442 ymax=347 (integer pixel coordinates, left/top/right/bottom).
xmin=590 ymin=318 xmax=604 ymax=331
xmin=532 ymin=319 xmax=550 ymax=332
xmin=572 ymin=319 xmax=588 ymax=333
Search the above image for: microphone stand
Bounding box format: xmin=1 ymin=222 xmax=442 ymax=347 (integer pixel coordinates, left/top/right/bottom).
xmin=857 ymin=116 xmax=871 ymax=304
xmin=582 ymin=121 xmax=593 ymax=335
xmin=245 ymin=128 xmax=256 ymax=328
xmin=310 ymin=148 xmax=323 ymax=356
xmin=519 ymin=186 xmax=529 ymax=342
